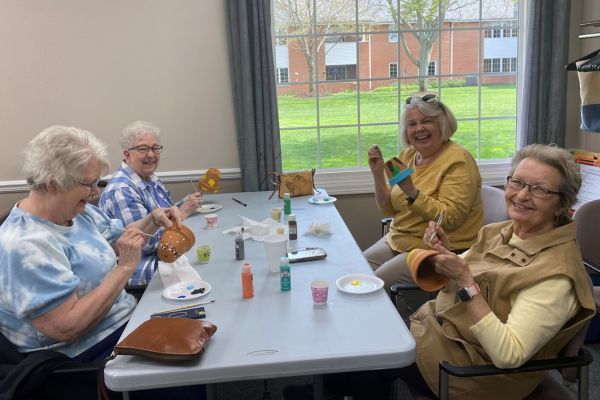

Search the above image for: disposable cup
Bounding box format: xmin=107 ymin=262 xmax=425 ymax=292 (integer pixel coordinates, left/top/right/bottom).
xmin=263 ymin=234 xmax=288 ymax=273
xmin=270 ymin=207 xmax=282 ymax=222
xmin=311 ymin=280 xmax=329 ymax=305
xmin=196 ymin=245 xmax=211 ymax=264
xmin=204 ymin=213 xmax=218 ymax=229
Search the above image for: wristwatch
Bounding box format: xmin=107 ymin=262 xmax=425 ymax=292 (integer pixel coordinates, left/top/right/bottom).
xmin=457 ymin=283 xmax=480 ymax=302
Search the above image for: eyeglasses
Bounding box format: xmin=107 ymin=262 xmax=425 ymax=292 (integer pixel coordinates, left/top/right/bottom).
xmin=405 ymin=93 xmax=438 ymax=104
xmin=128 ymin=145 xmax=164 ymax=154
xmin=506 ymin=176 xmax=561 ymax=199
xmin=78 ymin=178 xmax=100 ymax=191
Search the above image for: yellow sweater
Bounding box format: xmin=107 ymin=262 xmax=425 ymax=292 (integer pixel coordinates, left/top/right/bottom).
xmin=379 ymin=140 xmax=483 ymax=252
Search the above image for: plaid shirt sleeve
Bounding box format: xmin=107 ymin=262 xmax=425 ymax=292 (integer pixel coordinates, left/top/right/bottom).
xmin=99 ymin=186 xmax=161 ymax=256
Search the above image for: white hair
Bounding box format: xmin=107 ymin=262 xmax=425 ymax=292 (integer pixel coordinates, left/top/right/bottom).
xmin=400 ymin=95 xmax=457 ymax=145
xmin=22 ymin=125 xmax=110 ymax=192
xmin=120 ymin=120 xmax=161 ymax=150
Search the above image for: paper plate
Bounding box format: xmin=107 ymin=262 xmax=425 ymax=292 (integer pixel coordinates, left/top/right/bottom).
xmin=308 ymin=195 xmax=337 ymax=205
xmin=196 ymin=203 xmax=223 ymax=213
xmin=162 ymin=280 xmax=212 ymax=300
xmin=336 ymin=274 xmax=384 ymax=294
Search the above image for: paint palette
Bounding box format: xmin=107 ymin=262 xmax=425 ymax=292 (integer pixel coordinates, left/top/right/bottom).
xmin=162 ymin=280 xmax=212 ymax=301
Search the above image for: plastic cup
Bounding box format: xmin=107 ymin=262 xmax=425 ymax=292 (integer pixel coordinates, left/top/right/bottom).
xmin=196 ymin=245 xmax=211 ymax=264
xmin=263 ymin=234 xmax=288 ymax=273
xmin=270 ymin=207 xmax=282 ymax=222
xmin=204 ymin=213 xmax=218 ymax=229
xmin=311 ymin=280 xmax=329 ymax=305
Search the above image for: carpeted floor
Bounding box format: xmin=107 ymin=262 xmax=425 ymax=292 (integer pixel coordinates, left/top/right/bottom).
xmin=213 ymin=341 xmax=600 ymax=399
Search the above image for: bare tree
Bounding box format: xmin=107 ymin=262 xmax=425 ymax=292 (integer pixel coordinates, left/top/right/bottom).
xmin=273 ymin=0 xmax=376 ymax=95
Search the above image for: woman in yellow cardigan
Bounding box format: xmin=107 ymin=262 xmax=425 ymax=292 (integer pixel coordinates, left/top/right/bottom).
xmin=365 ymin=93 xmax=483 ymax=289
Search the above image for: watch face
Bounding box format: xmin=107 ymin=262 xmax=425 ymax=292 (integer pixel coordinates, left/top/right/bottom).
xmin=457 ymin=288 xmax=471 ymax=302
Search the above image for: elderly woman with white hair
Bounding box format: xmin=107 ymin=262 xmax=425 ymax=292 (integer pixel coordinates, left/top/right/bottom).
xmin=0 ymin=125 xmax=181 ymax=363
xmin=365 ymin=93 xmax=483 ymax=290
xmin=99 ymin=120 xmax=203 ymax=286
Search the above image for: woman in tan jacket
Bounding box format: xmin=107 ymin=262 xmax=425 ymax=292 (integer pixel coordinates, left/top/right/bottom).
xmin=284 ymin=144 xmax=595 ymax=400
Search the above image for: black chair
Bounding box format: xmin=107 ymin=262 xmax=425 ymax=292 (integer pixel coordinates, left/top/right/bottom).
xmin=389 ymin=284 xmax=593 ymax=400
xmin=0 ymin=330 xmax=102 ymax=399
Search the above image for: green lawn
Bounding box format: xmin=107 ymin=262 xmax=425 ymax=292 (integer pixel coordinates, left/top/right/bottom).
xmin=278 ymin=84 xmax=517 ymax=170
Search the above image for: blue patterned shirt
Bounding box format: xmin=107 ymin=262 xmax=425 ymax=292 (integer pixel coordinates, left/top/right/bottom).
xmin=0 ymin=204 xmax=136 ymax=357
xmin=99 ymin=162 xmax=180 ymax=285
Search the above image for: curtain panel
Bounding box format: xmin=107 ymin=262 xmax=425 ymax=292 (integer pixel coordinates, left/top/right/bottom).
xmin=518 ymin=0 xmax=571 ymax=147
xmin=226 ymin=0 xmax=282 ymax=192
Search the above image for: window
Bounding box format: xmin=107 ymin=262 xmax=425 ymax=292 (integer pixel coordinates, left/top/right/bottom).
xmin=427 ymin=61 xmax=436 ymax=76
xmin=273 ymin=0 xmax=521 ymax=186
xmin=389 ymin=63 xmax=398 ymax=78
xmin=326 ymin=65 xmax=356 ymax=81
xmin=277 ymin=67 xmax=289 ymax=84
xmin=389 ymin=25 xmax=398 ymax=42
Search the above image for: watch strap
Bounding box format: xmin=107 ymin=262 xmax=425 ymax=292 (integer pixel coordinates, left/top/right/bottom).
xmin=457 ymin=283 xmax=480 ymax=302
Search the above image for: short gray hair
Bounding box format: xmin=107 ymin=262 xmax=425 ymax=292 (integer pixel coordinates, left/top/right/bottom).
xmin=23 ymin=125 xmax=110 ymax=192
xmin=120 ymin=120 xmax=161 ymax=150
xmin=509 ymin=144 xmax=581 ymax=226
xmin=400 ymin=95 xmax=457 ymax=145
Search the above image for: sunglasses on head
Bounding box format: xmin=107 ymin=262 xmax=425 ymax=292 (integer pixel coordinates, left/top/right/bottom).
xmin=405 ymin=93 xmax=438 ymax=104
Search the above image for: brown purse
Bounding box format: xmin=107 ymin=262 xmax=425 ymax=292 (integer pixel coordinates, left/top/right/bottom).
xmin=269 ymin=169 xmax=317 ymax=199
xmin=98 ymin=318 xmax=217 ymax=398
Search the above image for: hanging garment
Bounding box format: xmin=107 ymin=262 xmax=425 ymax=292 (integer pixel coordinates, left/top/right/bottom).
xmin=567 ymin=50 xmax=600 ymax=132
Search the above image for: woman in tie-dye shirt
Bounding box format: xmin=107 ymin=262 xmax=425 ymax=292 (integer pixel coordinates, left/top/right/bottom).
xmin=0 ymin=125 xmax=181 ymax=361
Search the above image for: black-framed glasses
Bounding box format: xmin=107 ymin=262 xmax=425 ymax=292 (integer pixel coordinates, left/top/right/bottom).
xmin=78 ymin=178 xmax=100 ymax=191
xmin=405 ymin=93 xmax=438 ymax=104
xmin=506 ymin=176 xmax=561 ymax=199
xmin=128 ymin=145 xmax=164 ymax=154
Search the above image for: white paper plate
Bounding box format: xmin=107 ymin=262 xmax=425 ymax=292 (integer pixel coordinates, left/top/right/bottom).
xmin=162 ymin=280 xmax=212 ymax=300
xmin=196 ymin=203 xmax=223 ymax=213
xmin=308 ymin=195 xmax=337 ymax=205
xmin=336 ymin=274 xmax=384 ymax=294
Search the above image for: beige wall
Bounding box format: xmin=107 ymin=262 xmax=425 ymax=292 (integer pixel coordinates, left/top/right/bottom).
xmin=0 ymin=0 xmax=237 ymax=181
xmin=566 ymin=0 xmax=600 ymax=151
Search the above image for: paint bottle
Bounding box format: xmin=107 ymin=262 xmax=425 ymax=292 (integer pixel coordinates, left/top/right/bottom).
xmin=283 ymin=192 xmax=291 ymax=215
xmin=280 ymin=256 xmax=291 ymax=291
xmin=242 ymin=262 xmax=254 ymax=299
xmin=288 ymin=214 xmax=297 ymax=240
xmin=235 ymin=230 xmax=245 ymax=260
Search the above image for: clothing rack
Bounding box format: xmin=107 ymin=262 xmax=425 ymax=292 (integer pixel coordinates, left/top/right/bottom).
xmin=579 ymin=19 xmax=600 ymax=39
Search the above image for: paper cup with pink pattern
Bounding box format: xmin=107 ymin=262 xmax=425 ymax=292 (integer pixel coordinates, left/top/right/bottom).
xmin=311 ymin=280 xmax=329 ymax=305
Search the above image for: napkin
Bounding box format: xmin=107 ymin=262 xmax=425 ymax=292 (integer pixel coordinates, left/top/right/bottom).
xmin=158 ymin=255 xmax=202 ymax=288
xmin=305 ymin=222 xmax=333 ymax=236
xmin=222 ymin=216 xmax=281 ymax=241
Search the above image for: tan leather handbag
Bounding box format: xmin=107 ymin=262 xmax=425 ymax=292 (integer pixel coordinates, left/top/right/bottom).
xmin=269 ymin=169 xmax=317 ymax=199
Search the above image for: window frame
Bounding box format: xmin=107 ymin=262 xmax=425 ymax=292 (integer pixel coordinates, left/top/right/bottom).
xmin=272 ymin=0 xmax=524 ymax=193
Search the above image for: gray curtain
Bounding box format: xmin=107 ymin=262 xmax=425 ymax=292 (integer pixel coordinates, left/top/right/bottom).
xmin=226 ymin=0 xmax=282 ymax=192
xmin=518 ymin=0 xmax=571 ymax=147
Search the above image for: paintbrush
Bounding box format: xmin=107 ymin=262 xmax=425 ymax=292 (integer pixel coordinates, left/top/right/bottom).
xmin=154 ymin=299 xmax=215 ymax=314
xmin=428 ymin=212 xmax=444 ymax=243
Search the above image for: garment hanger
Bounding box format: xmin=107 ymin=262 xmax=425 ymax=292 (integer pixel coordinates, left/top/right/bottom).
xmin=566 ymin=49 xmax=600 ymax=71
xmin=578 ymin=52 xmax=600 ymax=72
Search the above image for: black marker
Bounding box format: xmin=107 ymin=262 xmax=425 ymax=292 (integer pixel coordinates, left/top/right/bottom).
xmin=232 ymin=197 xmax=247 ymax=207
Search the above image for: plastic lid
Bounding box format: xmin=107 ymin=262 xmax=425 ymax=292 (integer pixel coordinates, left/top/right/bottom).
xmin=280 ymin=256 xmax=289 ymax=266
xmin=242 ymin=262 xmax=252 ymax=272
xmin=289 ymin=214 xmax=296 ymax=221
xmin=284 ymin=192 xmax=290 ymax=198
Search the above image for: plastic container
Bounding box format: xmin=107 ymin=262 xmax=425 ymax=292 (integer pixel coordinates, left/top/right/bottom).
xmin=283 ymin=193 xmax=291 ymax=215
xmin=288 ymin=214 xmax=297 ymax=240
xmin=242 ymin=262 xmax=254 ymax=299
xmin=280 ymin=256 xmax=291 ymax=291
xmin=235 ymin=232 xmax=245 ymax=261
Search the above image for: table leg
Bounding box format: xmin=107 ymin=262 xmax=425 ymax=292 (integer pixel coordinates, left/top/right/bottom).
xmin=313 ymin=375 xmax=323 ymax=400
xmin=207 ymin=383 xmax=217 ymax=400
